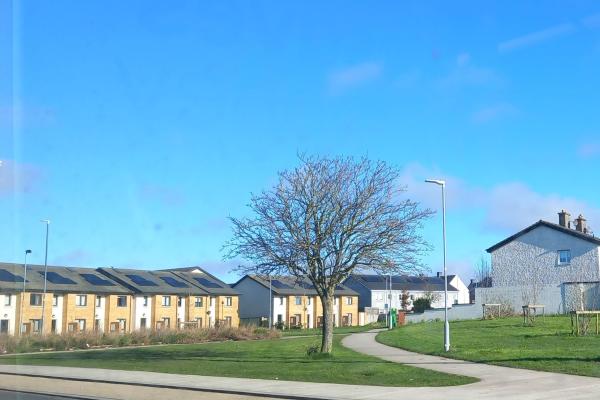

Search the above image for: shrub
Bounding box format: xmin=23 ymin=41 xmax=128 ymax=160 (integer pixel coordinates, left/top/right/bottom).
xmin=0 ymin=325 xmax=281 ymax=355
xmin=412 ymin=297 xmax=431 ymax=313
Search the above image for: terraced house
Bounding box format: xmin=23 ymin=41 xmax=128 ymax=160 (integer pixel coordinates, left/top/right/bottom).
xmin=0 ymin=263 xmax=131 ymax=335
xmin=233 ymin=275 xmax=359 ymax=328
xmin=0 ymin=263 xmax=239 ymax=335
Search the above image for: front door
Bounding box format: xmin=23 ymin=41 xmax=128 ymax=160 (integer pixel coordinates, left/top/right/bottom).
xmin=0 ymin=319 xmax=8 ymax=334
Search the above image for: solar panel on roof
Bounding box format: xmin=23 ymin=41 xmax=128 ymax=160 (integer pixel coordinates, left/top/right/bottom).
xmin=80 ymin=273 xmax=116 ymax=286
xmin=194 ymin=277 xmax=223 ymax=288
xmin=160 ymin=276 xmax=190 ymax=288
xmin=271 ymin=280 xmax=292 ymax=289
xmin=126 ymin=274 xmax=158 ymax=286
xmin=39 ymin=271 xmax=76 ymax=284
xmin=361 ymin=276 xmax=385 ymax=282
xmin=0 ymin=269 xmax=25 ymax=283
xmin=297 ymin=281 xmax=315 ymax=289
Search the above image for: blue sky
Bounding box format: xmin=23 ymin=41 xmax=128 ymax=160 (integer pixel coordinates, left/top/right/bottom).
xmin=2 ymin=1 xmax=600 ymax=282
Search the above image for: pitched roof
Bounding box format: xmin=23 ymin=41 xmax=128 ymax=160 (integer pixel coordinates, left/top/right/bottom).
xmin=160 ymin=267 xmax=239 ymax=295
xmin=233 ymin=275 xmax=358 ymax=296
xmin=486 ymin=220 xmax=600 ymax=253
xmin=0 ymin=263 xmax=130 ymax=294
xmin=97 ymin=267 xmax=208 ymax=295
xmin=347 ymin=274 xmax=459 ymax=292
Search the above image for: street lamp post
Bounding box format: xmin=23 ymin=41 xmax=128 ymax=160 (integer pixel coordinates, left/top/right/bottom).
xmin=40 ymin=219 xmax=50 ymax=334
xmin=19 ymin=249 xmax=32 ymax=335
xmin=268 ymin=277 xmax=273 ymax=328
xmin=425 ymin=179 xmax=450 ymax=352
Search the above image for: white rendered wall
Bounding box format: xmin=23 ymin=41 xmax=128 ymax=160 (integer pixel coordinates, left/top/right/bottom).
xmin=272 ymin=296 xmax=287 ymax=324
xmin=0 ymin=294 xmax=17 ymax=335
xmin=51 ymin=294 xmax=63 ymax=334
xmin=305 ymin=296 xmax=314 ymax=328
xmin=94 ymin=295 xmax=105 ymax=332
xmin=209 ymin=296 xmax=216 ymax=326
xmin=134 ymin=295 xmax=152 ymax=330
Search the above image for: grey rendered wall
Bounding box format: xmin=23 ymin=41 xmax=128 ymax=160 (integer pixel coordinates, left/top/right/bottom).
xmin=406 ymin=303 xmax=482 ymax=323
xmin=491 ymin=225 xmax=600 ymax=286
xmin=232 ymin=278 xmax=270 ymax=319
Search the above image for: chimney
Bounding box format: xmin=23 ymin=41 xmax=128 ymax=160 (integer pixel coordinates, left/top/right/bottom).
xmin=436 ymin=271 xmax=442 ymax=278
xmin=558 ymin=210 xmax=571 ymax=228
xmin=575 ymin=214 xmax=588 ymax=234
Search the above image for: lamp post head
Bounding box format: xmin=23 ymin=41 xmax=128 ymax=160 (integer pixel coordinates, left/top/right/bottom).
xmin=425 ymin=179 xmax=446 ymax=186
xmin=25 ymin=249 xmax=32 ymax=254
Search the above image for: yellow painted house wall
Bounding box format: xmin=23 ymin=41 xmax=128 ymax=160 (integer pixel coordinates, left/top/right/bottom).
xmin=19 ymin=292 xmax=54 ymax=334
xmin=287 ymin=295 xmax=311 ymax=328
xmin=62 ymin=293 xmax=96 ymax=332
xmin=186 ymin=295 xmax=209 ymax=328
xmin=105 ymin=294 xmax=133 ymax=333
xmin=338 ymin=295 xmax=359 ymax=326
xmin=215 ymin=295 xmax=239 ymax=327
xmin=152 ymin=295 xmax=177 ymax=329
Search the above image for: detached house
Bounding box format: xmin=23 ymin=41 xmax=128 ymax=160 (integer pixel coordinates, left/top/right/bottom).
xmin=343 ymin=274 xmax=470 ymax=312
xmin=485 ymin=210 xmax=600 ymax=312
xmin=233 ymin=275 xmax=359 ymax=328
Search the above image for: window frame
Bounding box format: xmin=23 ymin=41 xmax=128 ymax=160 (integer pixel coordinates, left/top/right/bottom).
xmin=4 ymin=294 xmax=11 ymax=306
xmin=225 ymin=296 xmax=232 ymax=306
xmin=117 ymin=295 xmax=128 ymax=308
xmin=75 ymin=294 xmax=87 ymax=307
xmin=96 ymin=295 xmax=102 ymax=308
xmin=558 ymin=249 xmax=572 ymax=265
xmin=295 ymin=296 xmax=302 ymax=305
xmin=162 ymin=296 xmax=171 ymax=307
xmin=346 ymin=296 xmax=353 ymax=305
xmin=52 ymin=294 xmax=59 ymax=307
xmin=30 ymin=293 xmax=42 ymax=306
xmin=194 ymin=296 xmax=203 ymax=307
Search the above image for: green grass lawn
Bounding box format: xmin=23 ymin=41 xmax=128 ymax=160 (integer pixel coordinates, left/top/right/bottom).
xmin=377 ymin=315 xmax=600 ymax=377
xmin=0 ymin=336 xmax=476 ymax=387
xmin=280 ymin=323 xmax=386 ymax=337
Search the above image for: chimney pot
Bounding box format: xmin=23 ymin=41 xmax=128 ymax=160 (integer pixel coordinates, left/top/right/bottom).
xmin=437 ymin=271 xmax=442 ymax=278
xmin=576 ymin=214 xmax=588 ymax=233
xmin=558 ymin=210 xmax=571 ymax=228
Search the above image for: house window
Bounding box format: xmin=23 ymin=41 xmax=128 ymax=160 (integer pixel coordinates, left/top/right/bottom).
xmin=4 ymin=294 xmax=11 ymax=306
xmin=76 ymin=319 xmax=86 ymax=332
xmin=558 ymin=250 xmax=572 ymax=265
xmin=162 ymin=296 xmax=171 ymax=306
xmin=225 ymin=297 xmax=232 ymax=306
xmin=75 ymin=295 xmax=87 ymax=307
xmin=30 ymin=293 xmax=42 ymax=306
xmin=177 ymin=296 xmax=183 ymax=307
xmin=143 ymin=296 xmax=148 ymax=306
xmin=224 ymin=316 xmax=232 ymax=326
xmin=52 ymin=294 xmax=59 ymax=306
xmin=31 ymin=319 xmax=42 ymax=333
xmin=307 ymin=297 xmax=312 ymax=305
xmin=117 ymin=296 xmax=127 ymax=307
xmin=345 ymin=297 xmax=352 ymax=305
xmin=279 ymin=297 xmax=284 ymax=305
xmin=163 ymin=317 xmax=170 ymax=328
xmin=96 ymin=296 xmax=102 ymax=307
xmin=195 ymin=297 xmax=203 ymax=307
xmin=295 ymin=296 xmax=302 ymax=305
xmin=118 ymin=319 xmax=127 ymax=332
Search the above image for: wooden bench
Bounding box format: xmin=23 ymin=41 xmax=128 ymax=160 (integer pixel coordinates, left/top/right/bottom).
xmin=482 ymin=303 xmax=501 ymax=319
xmin=522 ymin=304 xmax=545 ymax=324
xmin=570 ymin=310 xmax=600 ymax=336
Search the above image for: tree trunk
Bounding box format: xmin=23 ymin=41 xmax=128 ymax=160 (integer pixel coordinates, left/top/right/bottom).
xmin=320 ymin=294 xmax=335 ymax=353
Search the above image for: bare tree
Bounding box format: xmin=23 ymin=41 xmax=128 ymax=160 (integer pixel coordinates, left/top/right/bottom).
xmin=474 ymin=256 xmax=492 ymax=287
xmin=224 ymin=155 xmax=432 ymax=353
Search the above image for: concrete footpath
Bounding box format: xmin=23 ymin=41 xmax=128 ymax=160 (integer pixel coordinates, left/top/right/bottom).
xmin=1 ymin=331 xmax=600 ymax=399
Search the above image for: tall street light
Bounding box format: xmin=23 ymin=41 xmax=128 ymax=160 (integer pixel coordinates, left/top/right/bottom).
xmin=40 ymin=219 xmax=50 ymax=334
xmin=19 ymin=249 xmax=32 ymax=336
xmin=425 ymin=179 xmax=450 ymax=352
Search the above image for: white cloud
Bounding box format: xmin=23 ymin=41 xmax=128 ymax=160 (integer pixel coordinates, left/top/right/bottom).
xmin=471 ymin=103 xmax=517 ymax=124
xmin=437 ymin=56 xmax=502 ymax=89
xmin=498 ymin=23 xmax=576 ymax=53
xmin=328 ymin=62 xmax=382 ymax=93
xmin=399 ymin=163 xmax=600 ymax=234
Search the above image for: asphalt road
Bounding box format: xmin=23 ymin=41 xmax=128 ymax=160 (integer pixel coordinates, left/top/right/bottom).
xmin=0 ymin=390 xmax=85 ymax=400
